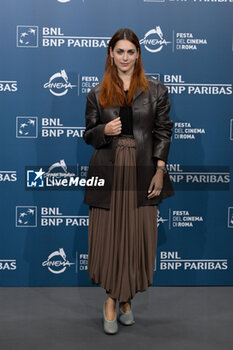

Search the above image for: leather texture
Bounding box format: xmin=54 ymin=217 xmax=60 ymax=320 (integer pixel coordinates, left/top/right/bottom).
xmin=83 ymin=77 xmax=175 ymax=209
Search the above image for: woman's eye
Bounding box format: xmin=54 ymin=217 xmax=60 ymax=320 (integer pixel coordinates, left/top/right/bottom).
xmin=116 ymin=50 xmax=135 ymax=55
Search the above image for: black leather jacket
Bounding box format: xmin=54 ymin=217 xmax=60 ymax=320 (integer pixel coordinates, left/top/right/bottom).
xmin=83 ymin=77 xmax=174 ymax=209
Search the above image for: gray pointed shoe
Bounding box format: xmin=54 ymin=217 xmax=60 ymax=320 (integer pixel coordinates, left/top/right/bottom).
xmin=103 ymin=301 xmax=118 ymax=334
xmin=118 ymin=302 xmax=135 ymax=326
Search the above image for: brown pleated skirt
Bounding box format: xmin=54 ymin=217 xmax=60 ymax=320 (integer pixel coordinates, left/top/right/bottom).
xmin=87 ymin=135 xmax=158 ymax=302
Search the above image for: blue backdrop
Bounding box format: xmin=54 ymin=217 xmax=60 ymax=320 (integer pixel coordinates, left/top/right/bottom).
xmin=0 ymin=0 xmax=232 ymax=286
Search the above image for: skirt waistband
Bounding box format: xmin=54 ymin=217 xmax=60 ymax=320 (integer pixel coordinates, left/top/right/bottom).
xmin=119 ymin=134 xmax=134 ymax=138
xmin=117 ymin=134 xmax=136 ymax=148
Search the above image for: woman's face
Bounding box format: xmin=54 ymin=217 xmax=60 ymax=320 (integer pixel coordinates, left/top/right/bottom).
xmin=110 ymin=39 xmax=139 ymax=75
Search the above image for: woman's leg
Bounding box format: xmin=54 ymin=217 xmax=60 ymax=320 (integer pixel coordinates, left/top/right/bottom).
xmin=119 ymin=299 xmax=131 ymax=312
xmin=105 ymin=294 xmax=117 ymax=321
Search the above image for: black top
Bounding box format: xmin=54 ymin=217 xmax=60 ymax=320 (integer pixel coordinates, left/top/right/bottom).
xmin=119 ymin=90 xmax=133 ymax=135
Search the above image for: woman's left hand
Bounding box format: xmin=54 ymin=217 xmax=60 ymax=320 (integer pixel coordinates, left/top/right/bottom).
xmin=147 ymin=169 xmax=164 ymax=199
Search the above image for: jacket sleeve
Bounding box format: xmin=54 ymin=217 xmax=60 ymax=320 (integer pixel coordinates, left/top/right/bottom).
xmin=83 ymin=89 xmax=112 ymax=149
xmin=152 ymin=83 xmax=174 ymax=163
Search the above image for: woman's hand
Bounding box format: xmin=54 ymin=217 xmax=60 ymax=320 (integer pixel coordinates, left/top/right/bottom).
xmin=147 ymin=169 xmax=164 ymax=199
xmin=104 ymin=117 xmax=122 ymax=136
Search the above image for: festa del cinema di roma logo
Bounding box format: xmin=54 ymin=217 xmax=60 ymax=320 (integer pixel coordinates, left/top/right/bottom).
xmin=140 ymin=27 xmax=171 ymax=53
xmin=43 ymin=69 xmax=77 ymax=96
xmin=42 ymin=248 xmax=75 ymax=274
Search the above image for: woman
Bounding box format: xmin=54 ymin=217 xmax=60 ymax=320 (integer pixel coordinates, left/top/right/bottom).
xmin=83 ymin=28 xmax=174 ymax=334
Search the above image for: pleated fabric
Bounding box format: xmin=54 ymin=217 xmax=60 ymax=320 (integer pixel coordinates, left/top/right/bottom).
xmin=87 ymin=135 xmax=158 ymax=303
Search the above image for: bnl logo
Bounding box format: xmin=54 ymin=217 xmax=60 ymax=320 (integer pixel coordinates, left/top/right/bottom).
xmin=17 ymin=26 xmax=38 ymax=47
xmin=146 ymin=73 xmax=160 ymax=81
xmin=27 ymin=168 xmax=45 ymax=187
xmin=16 ymin=117 xmax=37 ymax=138
xmin=16 ymin=206 xmax=37 ymax=227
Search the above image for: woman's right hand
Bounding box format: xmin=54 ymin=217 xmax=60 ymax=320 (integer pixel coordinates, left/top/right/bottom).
xmin=104 ymin=117 xmax=122 ymax=136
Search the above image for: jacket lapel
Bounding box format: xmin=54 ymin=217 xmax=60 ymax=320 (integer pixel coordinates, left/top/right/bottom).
xmin=132 ymin=86 xmax=143 ymax=102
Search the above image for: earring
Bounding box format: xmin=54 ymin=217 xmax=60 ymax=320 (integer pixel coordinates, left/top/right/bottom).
xmin=111 ymin=57 xmax=113 ymax=66
xmin=135 ymin=58 xmax=138 ymax=65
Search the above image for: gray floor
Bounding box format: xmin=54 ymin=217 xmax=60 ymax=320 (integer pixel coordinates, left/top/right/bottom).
xmin=0 ymin=286 xmax=232 ymax=350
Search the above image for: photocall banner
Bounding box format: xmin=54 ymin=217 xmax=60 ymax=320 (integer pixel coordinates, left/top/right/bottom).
xmin=0 ymin=0 xmax=232 ymax=286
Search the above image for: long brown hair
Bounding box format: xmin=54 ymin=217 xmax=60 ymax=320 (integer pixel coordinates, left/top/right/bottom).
xmin=99 ymin=28 xmax=148 ymax=108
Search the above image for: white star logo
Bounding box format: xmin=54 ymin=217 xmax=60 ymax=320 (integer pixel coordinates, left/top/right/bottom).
xmin=34 ymin=168 xmax=45 ymax=181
